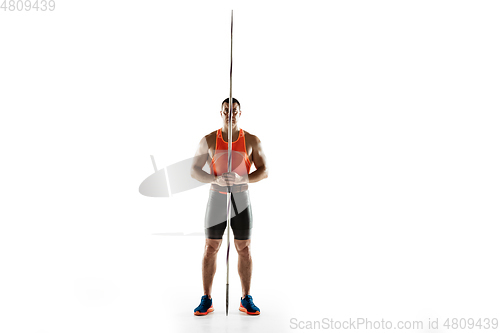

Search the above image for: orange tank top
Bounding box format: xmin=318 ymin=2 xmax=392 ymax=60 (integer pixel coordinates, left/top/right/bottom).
xmin=210 ymin=128 xmax=251 ymax=177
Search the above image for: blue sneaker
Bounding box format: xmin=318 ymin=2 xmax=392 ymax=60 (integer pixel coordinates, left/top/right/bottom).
xmin=194 ymin=295 xmax=214 ymax=316
xmin=239 ymin=295 xmax=260 ymax=315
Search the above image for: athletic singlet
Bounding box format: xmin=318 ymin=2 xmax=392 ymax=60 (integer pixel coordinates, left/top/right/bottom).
xmin=210 ymin=128 xmax=251 ymax=177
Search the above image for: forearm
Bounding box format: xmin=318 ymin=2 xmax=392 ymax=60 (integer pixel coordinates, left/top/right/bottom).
xmin=191 ymin=167 xmax=216 ymax=184
xmin=247 ymin=166 xmax=268 ymax=183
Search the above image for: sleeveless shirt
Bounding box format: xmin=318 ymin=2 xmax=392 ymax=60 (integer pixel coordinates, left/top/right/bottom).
xmin=209 ymin=128 xmax=251 ymax=177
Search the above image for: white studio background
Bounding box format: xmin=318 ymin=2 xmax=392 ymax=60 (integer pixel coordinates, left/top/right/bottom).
xmin=1 ymin=1 xmax=499 ymax=333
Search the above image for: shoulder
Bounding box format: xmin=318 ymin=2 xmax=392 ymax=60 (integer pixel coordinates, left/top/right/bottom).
xmin=197 ymin=130 xmax=217 ymax=148
xmin=243 ymin=130 xmax=262 ymax=145
xmin=202 ymin=130 xmax=218 ymax=142
xmin=206 ymin=130 xmax=217 ymax=141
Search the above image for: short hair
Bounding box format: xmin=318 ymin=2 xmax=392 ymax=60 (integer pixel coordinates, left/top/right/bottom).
xmin=221 ymin=98 xmax=240 ymax=110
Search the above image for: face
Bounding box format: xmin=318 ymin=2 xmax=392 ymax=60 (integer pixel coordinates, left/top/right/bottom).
xmin=220 ymin=102 xmax=241 ymax=127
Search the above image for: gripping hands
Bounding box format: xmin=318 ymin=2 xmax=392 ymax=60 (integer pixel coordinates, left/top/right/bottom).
xmin=214 ymin=172 xmax=248 ymax=187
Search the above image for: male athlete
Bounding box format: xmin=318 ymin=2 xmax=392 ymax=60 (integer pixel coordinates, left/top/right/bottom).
xmin=190 ymin=98 xmax=268 ymax=316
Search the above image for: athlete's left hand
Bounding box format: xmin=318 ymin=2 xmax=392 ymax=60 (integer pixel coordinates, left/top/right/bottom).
xmin=234 ymin=173 xmax=249 ymax=185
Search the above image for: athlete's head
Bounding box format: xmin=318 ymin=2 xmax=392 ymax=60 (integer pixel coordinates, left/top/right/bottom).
xmin=220 ymin=98 xmax=241 ymax=127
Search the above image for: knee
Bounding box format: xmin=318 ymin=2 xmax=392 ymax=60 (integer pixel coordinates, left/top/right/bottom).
xmin=235 ymin=243 xmax=251 ymax=258
xmin=204 ymin=240 xmax=221 ymax=257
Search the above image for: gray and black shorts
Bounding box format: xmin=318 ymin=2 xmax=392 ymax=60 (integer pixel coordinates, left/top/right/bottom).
xmin=204 ymin=189 xmax=253 ymax=240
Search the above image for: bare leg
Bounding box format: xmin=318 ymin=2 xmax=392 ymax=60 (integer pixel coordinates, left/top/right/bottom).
xmin=202 ymin=238 xmax=222 ymax=298
xmin=234 ymin=239 xmax=252 ymax=297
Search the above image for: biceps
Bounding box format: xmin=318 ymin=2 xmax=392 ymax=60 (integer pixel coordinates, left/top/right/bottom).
xmin=192 ymin=153 xmax=208 ymax=169
xmin=252 ymin=143 xmax=267 ymax=169
xmin=192 ymin=139 xmax=209 ymax=168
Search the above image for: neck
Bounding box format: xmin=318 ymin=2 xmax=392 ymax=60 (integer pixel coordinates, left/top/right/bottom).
xmin=221 ymin=123 xmax=240 ymax=141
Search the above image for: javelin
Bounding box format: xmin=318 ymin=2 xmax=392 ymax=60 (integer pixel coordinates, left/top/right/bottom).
xmin=225 ymin=9 xmax=234 ymax=317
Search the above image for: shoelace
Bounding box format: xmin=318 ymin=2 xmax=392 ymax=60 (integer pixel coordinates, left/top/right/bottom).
xmin=196 ymin=297 xmax=211 ymax=310
xmin=243 ymin=296 xmax=256 ymax=307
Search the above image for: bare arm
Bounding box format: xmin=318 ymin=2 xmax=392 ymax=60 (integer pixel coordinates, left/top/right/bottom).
xmin=247 ymin=135 xmax=269 ymax=183
xmin=190 ymin=136 xmax=216 ymax=183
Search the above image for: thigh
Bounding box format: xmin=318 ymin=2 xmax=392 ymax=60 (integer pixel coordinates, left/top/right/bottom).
xmin=205 ymin=190 xmax=228 ymax=239
xmin=230 ymin=191 xmax=253 ymax=240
